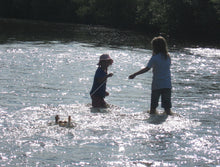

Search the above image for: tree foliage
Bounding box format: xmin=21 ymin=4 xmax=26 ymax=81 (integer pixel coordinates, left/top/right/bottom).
xmin=0 ymin=0 xmax=219 ymax=38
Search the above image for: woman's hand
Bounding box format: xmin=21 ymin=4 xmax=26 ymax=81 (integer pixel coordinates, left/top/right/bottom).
xmin=129 ymin=74 xmax=136 ymax=79
xmin=129 ymin=67 xmax=150 ymax=79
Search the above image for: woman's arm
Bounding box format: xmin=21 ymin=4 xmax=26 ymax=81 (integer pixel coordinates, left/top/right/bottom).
xmin=129 ymin=67 xmax=150 ymax=79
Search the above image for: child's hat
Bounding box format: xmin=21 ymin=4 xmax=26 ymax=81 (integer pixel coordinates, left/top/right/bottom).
xmin=99 ymin=54 xmax=112 ymax=61
xmin=98 ymin=54 xmax=113 ymax=65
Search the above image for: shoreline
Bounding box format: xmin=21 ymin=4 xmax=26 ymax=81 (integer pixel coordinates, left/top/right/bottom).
xmin=0 ymin=18 xmax=219 ymax=49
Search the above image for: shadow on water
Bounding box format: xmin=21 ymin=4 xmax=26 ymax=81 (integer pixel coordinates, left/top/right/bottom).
xmin=89 ymin=104 xmax=121 ymax=113
xmin=146 ymin=114 xmax=168 ymax=125
xmin=90 ymin=107 xmax=110 ymax=113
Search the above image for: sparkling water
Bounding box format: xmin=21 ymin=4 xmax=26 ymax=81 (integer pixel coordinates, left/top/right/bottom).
xmin=0 ymin=40 xmax=219 ymax=166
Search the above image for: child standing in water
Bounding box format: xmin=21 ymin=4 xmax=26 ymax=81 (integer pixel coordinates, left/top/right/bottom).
xmin=129 ymin=36 xmax=172 ymax=115
xmin=90 ymin=54 xmax=113 ymax=108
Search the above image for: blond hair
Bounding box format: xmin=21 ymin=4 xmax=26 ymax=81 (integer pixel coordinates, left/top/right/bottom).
xmin=151 ymin=36 xmax=169 ymax=59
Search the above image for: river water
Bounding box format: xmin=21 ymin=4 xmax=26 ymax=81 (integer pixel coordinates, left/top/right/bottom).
xmin=0 ymin=26 xmax=220 ymax=166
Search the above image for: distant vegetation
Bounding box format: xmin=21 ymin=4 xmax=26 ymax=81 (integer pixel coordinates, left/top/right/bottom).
xmin=0 ymin=0 xmax=219 ymax=39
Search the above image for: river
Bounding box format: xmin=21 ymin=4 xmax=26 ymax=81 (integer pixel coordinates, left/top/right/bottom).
xmin=0 ymin=21 xmax=219 ymax=166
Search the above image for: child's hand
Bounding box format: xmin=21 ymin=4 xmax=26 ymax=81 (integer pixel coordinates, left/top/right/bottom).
xmin=105 ymin=91 xmax=109 ymax=96
xmin=129 ymin=74 xmax=136 ymax=79
xmin=108 ymin=73 xmax=113 ymax=77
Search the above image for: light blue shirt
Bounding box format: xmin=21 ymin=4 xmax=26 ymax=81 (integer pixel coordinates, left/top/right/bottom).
xmin=147 ymin=53 xmax=172 ymax=90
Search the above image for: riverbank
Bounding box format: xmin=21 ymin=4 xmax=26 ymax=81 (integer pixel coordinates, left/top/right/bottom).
xmin=0 ymin=18 xmax=219 ymax=48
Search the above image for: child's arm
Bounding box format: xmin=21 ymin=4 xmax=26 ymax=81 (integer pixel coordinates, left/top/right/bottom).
xmin=97 ymin=73 xmax=113 ymax=83
xmin=129 ymin=67 xmax=150 ymax=79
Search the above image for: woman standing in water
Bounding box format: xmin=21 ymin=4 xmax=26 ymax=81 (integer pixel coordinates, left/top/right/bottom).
xmin=129 ymin=36 xmax=172 ymax=115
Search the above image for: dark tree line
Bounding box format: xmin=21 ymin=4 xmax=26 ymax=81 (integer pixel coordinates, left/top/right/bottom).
xmin=0 ymin=0 xmax=219 ymax=39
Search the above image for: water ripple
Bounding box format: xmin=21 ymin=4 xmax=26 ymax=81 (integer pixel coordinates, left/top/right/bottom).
xmin=0 ymin=42 xmax=219 ymax=166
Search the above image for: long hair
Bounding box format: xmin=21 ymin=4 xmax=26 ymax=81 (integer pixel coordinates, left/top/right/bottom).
xmin=151 ymin=36 xmax=169 ymax=59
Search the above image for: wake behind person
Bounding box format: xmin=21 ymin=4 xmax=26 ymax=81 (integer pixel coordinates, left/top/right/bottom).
xmin=129 ymin=36 xmax=173 ymax=115
xmin=90 ymin=54 xmax=113 ymax=108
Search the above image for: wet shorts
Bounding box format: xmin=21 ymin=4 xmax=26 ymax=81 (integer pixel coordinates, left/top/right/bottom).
xmin=91 ymin=95 xmax=107 ymax=108
xmin=151 ymin=88 xmax=172 ymax=109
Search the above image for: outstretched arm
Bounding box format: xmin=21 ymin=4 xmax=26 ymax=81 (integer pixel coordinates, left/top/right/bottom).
xmin=129 ymin=67 xmax=150 ymax=79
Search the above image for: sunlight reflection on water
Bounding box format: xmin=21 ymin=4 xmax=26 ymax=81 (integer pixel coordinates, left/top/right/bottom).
xmin=0 ymin=41 xmax=219 ymax=166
